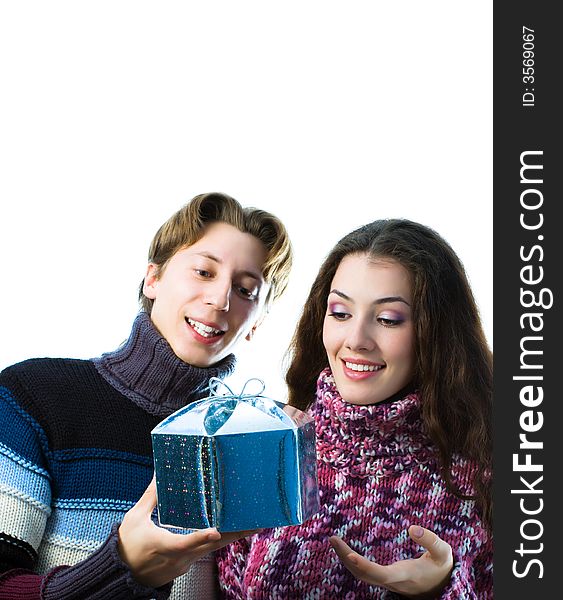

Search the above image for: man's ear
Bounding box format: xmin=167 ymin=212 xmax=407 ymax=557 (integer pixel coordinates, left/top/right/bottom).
xmin=142 ymin=263 xmax=159 ymax=300
xmin=245 ymin=312 xmax=267 ymax=341
xmin=245 ymin=302 xmax=269 ymax=341
xmin=245 ymin=322 xmax=259 ymax=342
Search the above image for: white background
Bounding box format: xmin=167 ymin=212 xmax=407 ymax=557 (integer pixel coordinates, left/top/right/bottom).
xmin=0 ymin=1 xmax=492 ymax=401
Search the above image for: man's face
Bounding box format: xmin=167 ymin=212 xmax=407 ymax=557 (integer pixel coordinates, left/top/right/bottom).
xmin=143 ymin=222 xmax=269 ymax=366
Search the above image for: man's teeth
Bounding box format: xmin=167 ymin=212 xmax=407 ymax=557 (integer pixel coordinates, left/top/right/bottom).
xmin=187 ymin=318 xmax=222 ymax=338
xmin=345 ymin=361 xmax=383 ymax=372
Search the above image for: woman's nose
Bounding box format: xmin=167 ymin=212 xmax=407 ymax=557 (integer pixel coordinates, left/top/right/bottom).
xmin=345 ymin=320 xmax=376 ymax=352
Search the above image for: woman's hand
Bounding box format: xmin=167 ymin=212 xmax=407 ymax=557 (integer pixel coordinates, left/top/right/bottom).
xmin=118 ymin=477 xmax=258 ymax=589
xmin=330 ymin=525 xmax=453 ymax=599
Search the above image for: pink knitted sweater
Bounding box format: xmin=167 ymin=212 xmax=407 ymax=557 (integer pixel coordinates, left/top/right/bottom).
xmin=216 ymin=369 xmax=492 ymax=599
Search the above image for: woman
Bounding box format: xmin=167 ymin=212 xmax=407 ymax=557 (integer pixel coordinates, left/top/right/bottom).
xmin=217 ymin=218 xmax=492 ymax=599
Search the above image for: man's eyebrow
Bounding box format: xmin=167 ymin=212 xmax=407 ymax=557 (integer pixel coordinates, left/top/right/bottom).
xmin=195 ymin=252 xmax=263 ymax=282
xmin=329 ymin=289 xmax=411 ymax=306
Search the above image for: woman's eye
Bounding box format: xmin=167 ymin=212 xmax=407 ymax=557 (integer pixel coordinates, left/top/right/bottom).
xmin=378 ymin=317 xmax=402 ymax=327
xmin=328 ymin=311 xmax=350 ymax=321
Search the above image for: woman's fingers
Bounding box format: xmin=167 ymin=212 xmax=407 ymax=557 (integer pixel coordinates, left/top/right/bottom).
xmin=408 ymin=525 xmax=453 ymax=565
xmin=330 ymin=528 xmax=454 ymax=596
xmin=329 ymin=536 xmax=391 ymax=585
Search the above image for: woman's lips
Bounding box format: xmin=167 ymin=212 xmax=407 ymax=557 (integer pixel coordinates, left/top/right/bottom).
xmin=341 ymin=358 xmax=384 ymax=380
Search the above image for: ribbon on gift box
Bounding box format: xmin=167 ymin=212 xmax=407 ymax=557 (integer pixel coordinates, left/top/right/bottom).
xmin=203 ymin=377 xmax=293 ymax=435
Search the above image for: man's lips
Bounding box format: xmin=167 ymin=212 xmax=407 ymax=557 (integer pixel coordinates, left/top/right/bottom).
xmin=185 ymin=317 xmax=225 ymax=340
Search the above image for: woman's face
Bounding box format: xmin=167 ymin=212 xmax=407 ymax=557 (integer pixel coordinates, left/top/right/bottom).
xmin=322 ymin=253 xmax=415 ymax=405
xmin=143 ymin=221 xmax=269 ymax=367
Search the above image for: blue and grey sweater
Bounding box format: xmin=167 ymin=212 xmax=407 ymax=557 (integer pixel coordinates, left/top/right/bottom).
xmin=0 ymin=312 xmax=235 ymax=599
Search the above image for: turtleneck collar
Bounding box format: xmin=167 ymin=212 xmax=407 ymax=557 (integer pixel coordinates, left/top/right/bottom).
xmin=92 ymin=312 xmax=236 ymax=417
xmin=313 ymin=368 xmax=435 ymax=478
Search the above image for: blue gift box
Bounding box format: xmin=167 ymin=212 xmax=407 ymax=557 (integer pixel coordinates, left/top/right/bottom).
xmin=151 ymin=378 xmax=320 ymax=532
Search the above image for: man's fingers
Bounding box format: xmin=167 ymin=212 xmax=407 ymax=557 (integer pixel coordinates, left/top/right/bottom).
xmin=135 ymin=475 xmax=158 ymax=515
xmin=408 ymin=525 xmax=452 ymax=562
xmin=217 ymin=529 xmax=261 ymax=544
xmin=172 ymin=527 xmax=259 ymax=554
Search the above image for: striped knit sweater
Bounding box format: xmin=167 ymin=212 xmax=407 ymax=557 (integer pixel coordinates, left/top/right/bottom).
xmin=0 ymin=312 xmax=235 ymax=599
xmin=216 ymin=368 xmax=493 ymax=599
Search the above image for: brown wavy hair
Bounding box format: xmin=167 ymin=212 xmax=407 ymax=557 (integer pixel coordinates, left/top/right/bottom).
xmin=285 ymin=219 xmax=492 ymax=528
xmin=139 ymin=192 xmax=293 ymax=313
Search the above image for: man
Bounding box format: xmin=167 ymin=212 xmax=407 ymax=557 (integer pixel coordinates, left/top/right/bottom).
xmin=0 ymin=192 xmax=292 ymax=599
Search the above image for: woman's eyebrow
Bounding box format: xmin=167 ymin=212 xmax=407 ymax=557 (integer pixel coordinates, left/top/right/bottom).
xmin=329 ymin=289 xmax=352 ymax=301
xmin=329 ymin=289 xmax=410 ymax=306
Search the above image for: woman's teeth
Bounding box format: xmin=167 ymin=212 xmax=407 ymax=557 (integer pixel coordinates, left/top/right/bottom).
xmin=345 ymin=361 xmax=383 ymax=372
xmin=187 ymin=318 xmax=223 ymax=338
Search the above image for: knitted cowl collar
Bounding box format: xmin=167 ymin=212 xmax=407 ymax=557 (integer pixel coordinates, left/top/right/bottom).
xmin=92 ymin=311 xmax=236 ymax=417
xmin=313 ymin=368 xmax=436 ymax=478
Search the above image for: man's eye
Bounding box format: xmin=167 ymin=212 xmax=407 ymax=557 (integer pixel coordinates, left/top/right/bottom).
xmin=237 ymin=286 xmax=257 ymax=299
xmin=195 ymin=269 xmax=212 ymax=278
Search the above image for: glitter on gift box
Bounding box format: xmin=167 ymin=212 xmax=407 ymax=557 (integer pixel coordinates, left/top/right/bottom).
xmin=152 ymin=378 xmax=319 ymax=532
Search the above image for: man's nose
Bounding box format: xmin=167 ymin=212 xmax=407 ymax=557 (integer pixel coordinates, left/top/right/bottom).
xmin=204 ymin=280 xmax=230 ymax=312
